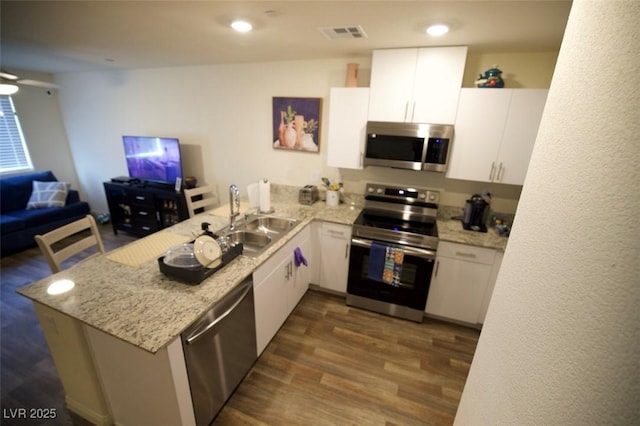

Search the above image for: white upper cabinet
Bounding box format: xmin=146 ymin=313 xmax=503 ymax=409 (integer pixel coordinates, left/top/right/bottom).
xmin=499 ymin=89 xmax=549 ymax=184
xmin=447 ymin=88 xmax=548 ymax=185
xmin=368 ymin=46 xmax=468 ymax=124
xmin=327 ymin=87 xmax=370 ymax=169
xmin=368 ymin=48 xmax=418 ymax=122
xmin=447 ymin=89 xmax=512 ymax=182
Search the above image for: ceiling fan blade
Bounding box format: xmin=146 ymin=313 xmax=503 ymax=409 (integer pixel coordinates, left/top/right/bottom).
xmin=17 ymin=79 xmax=60 ymax=89
xmin=0 ymin=71 xmax=19 ymax=80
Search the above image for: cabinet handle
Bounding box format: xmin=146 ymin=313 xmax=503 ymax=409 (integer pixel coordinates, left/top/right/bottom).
xmin=410 ymin=101 xmax=416 ymax=122
xmin=345 ymin=243 xmax=349 ymax=259
xmin=285 ymin=262 xmax=293 ymax=280
xmin=404 ymin=101 xmax=409 ymax=121
xmin=489 ymin=162 xmax=496 ymax=180
xmin=434 ymin=260 xmax=440 ymax=278
xmin=497 ymin=162 xmax=504 ymax=181
xmin=327 ymin=229 xmax=344 ymax=237
xmin=455 ymin=251 xmax=477 ymax=259
xmin=135 ymin=195 xmax=145 ymax=201
xmin=139 ymin=211 xmax=149 ymax=216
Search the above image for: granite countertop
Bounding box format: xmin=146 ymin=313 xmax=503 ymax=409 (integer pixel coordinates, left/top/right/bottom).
xmin=17 ymin=187 xmax=507 ymax=354
xmin=436 ymin=218 xmax=508 ymax=251
xmin=17 ymin=187 xmax=361 ymax=354
xmin=434 ymin=204 xmax=510 ymax=251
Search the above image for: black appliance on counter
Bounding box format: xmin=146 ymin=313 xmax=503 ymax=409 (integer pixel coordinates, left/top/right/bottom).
xmin=346 ymin=183 xmax=439 ymax=322
xmin=462 ymin=194 xmax=490 ymax=233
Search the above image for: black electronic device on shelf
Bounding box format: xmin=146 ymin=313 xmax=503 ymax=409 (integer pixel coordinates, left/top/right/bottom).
xmin=111 ymin=176 xmax=140 ymax=185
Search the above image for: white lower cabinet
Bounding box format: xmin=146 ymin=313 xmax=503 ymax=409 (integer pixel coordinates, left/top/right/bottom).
xmin=425 ymin=241 xmax=498 ymax=325
xmin=478 ymin=250 xmax=503 ymax=324
xmin=318 ymin=222 xmax=351 ymax=293
xmin=253 ymin=225 xmax=311 ymax=355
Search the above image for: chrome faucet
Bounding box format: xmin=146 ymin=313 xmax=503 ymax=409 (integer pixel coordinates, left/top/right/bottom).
xmin=229 ymin=184 xmax=240 ymax=230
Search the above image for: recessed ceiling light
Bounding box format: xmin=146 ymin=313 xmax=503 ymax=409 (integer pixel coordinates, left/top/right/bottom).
xmin=231 ymin=20 xmax=253 ymax=33
xmin=426 ymin=24 xmax=449 ymax=36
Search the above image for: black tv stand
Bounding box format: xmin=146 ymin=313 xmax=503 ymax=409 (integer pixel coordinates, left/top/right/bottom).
xmin=103 ymin=180 xmax=188 ymax=237
xmin=143 ymin=180 xmax=176 ymax=191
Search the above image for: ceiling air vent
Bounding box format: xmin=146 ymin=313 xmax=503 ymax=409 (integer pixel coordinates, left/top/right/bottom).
xmin=319 ymin=25 xmax=367 ymax=40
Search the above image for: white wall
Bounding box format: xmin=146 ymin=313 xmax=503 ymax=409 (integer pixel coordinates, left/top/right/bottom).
xmin=455 ymin=1 xmax=640 ymax=424
xmin=9 ymin=71 xmax=81 ymax=189
xmin=56 ymin=58 xmax=371 ymax=213
xmin=463 ymin=51 xmax=559 ymax=88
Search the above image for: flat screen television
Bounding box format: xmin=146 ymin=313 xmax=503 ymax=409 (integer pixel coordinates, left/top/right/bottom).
xmin=122 ymin=135 xmax=183 ymax=185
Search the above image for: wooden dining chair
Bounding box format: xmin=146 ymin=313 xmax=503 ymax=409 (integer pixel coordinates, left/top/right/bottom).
xmin=35 ymin=214 xmax=106 ymax=273
xmin=184 ymin=184 xmax=220 ymax=218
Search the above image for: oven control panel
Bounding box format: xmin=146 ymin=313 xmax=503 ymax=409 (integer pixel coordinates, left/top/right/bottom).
xmin=365 ymin=183 xmax=440 ymax=205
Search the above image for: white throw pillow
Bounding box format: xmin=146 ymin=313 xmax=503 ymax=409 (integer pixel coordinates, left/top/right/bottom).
xmin=26 ymin=180 xmax=70 ymax=209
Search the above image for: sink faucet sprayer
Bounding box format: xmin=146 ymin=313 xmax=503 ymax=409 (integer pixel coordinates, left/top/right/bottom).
xmin=229 ymin=184 xmax=240 ymax=230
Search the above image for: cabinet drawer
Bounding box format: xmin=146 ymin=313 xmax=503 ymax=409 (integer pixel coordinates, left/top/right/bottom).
xmin=437 ymin=241 xmax=496 ymax=264
xmin=117 ymin=220 xmax=158 ymax=236
xmin=127 ymin=190 xmax=154 ymax=206
xmin=132 ymin=206 xmax=155 ymax=220
xmin=135 ymin=222 xmax=159 ymax=234
xmin=322 ymin=222 xmax=351 ymax=239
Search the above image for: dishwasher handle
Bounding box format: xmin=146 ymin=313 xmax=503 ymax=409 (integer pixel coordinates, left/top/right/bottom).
xmin=185 ymin=280 xmax=253 ymax=345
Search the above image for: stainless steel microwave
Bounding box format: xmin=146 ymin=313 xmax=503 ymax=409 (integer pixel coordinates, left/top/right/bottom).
xmin=363 ymin=121 xmax=454 ymax=172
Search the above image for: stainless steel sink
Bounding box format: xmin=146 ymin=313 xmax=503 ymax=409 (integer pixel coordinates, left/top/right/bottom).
xmin=244 ymin=216 xmax=297 ymax=234
xmin=224 ymin=231 xmax=272 ymax=256
xmin=217 ymin=214 xmax=299 ymax=258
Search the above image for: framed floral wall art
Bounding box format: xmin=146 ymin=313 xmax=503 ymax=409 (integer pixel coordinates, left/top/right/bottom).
xmin=272 ymin=97 xmax=322 ymax=152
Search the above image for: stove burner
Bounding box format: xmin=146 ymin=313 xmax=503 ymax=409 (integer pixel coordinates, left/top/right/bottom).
xmin=352 ymin=183 xmax=441 ymax=251
xmin=355 ymin=212 xmax=437 ymax=237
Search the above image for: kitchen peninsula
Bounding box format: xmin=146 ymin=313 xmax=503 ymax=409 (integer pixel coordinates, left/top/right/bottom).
xmin=16 ymin=187 xmax=360 ymax=425
xmin=17 ymin=185 xmax=507 ymax=425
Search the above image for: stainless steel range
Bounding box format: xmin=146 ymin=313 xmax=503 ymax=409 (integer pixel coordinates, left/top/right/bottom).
xmin=346 ymin=183 xmax=439 ymax=322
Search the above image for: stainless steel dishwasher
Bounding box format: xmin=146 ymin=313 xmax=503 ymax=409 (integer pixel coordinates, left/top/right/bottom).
xmin=181 ymin=276 xmax=257 ymax=426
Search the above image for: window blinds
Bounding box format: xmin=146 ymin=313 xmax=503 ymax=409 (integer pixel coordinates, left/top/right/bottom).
xmin=0 ymin=96 xmax=33 ymax=174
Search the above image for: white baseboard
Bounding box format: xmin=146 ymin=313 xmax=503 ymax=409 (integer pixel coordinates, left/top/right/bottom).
xmin=65 ymin=395 xmax=112 ymax=426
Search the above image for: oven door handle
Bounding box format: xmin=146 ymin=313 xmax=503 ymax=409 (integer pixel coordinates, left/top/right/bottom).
xmin=351 ymin=238 xmax=436 ymax=260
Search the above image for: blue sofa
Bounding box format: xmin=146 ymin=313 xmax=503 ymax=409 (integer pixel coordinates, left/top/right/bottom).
xmin=1 ymin=170 xmax=91 ymax=256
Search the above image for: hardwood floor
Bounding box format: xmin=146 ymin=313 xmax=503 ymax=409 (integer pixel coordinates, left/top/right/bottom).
xmin=216 ymin=291 xmax=479 ymax=426
xmin=0 ymin=224 xmax=136 ymax=426
xmin=1 ymin=225 xmax=480 ymax=426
